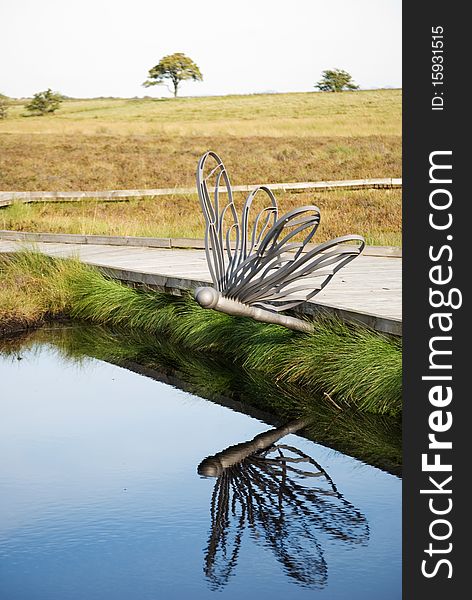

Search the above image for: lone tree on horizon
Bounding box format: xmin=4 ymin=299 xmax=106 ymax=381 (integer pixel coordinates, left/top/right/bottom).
xmin=25 ymin=89 xmax=63 ymax=115
xmin=143 ymin=53 xmax=203 ymax=97
xmin=315 ymin=69 xmax=359 ymax=92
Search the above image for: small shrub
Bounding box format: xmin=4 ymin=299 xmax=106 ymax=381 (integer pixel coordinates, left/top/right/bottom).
xmin=25 ymin=88 xmax=63 ymax=116
xmin=0 ymin=93 xmax=9 ymax=119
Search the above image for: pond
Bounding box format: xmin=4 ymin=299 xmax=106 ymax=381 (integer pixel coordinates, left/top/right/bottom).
xmin=0 ymin=327 xmax=401 ymax=599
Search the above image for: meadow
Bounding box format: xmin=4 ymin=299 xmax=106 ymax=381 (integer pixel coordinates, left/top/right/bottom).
xmin=0 ymin=90 xmax=401 ymax=244
xmin=0 ymin=93 xmax=403 ymax=413
xmin=1 ymin=90 xmax=401 ymax=138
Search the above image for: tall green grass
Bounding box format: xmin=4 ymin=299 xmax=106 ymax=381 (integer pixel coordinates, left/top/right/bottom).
xmin=0 ymin=251 xmax=402 ymax=415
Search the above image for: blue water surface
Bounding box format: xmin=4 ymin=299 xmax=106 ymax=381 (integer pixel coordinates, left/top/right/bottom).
xmin=0 ymin=343 xmax=401 ymax=600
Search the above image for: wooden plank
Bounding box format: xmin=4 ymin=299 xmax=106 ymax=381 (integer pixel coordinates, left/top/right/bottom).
xmin=0 ymin=177 xmax=402 ymax=204
xmin=0 ymin=240 xmax=402 ymax=336
xmin=0 ymin=230 xmax=402 ymax=258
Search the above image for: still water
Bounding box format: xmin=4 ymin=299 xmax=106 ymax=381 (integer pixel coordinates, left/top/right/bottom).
xmin=0 ymin=333 xmax=401 ymax=599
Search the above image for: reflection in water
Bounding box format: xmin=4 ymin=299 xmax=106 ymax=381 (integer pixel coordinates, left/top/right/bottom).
xmin=0 ymin=329 xmax=401 ymax=599
xmin=198 ymin=422 xmax=369 ymax=590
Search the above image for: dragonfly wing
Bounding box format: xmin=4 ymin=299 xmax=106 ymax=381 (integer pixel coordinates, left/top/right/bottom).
xmin=226 ymin=201 xmax=364 ymax=310
xmin=197 ymin=151 xmax=240 ymax=291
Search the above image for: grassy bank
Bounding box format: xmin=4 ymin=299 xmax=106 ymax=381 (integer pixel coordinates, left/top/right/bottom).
xmin=1 ymin=187 xmax=402 ymax=247
xmin=0 ymin=251 xmax=72 ymax=335
xmin=0 ymin=251 xmax=402 ymax=415
xmin=1 ymin=325 xmax=402 ymax=475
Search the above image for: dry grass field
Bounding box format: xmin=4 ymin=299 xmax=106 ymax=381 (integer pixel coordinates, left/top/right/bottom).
xmin=1 ymin=188 xmax=401 ymax=246
xmin=0 ymin=134 xmax=400 ymax=191
xmin=0 ymin=90 xmax=401 ymax=245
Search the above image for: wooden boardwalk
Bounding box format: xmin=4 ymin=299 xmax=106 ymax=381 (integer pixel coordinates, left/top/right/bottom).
xmin=0 ymin=240 xmax=402 ymax=336
xmin=0 ymin=177 xmax=402 ymax=205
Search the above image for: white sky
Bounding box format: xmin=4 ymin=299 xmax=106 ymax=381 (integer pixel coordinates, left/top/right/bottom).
xmin=1 ymin=0 xmax=401 ymax=98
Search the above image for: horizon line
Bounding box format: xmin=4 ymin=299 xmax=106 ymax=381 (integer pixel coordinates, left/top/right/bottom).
xmin=7 ymin=87 xmax=402 ymax=101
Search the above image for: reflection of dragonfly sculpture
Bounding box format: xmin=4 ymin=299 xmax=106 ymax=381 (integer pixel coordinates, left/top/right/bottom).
xmin=194 ymin=152 xmax=365 ymax=332
xmin=198 ymin=420 xmax=369 ymax=590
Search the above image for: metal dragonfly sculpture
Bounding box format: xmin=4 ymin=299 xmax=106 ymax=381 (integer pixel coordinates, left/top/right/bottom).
xmin=194 ymin=151 xmax=365 ymax=332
